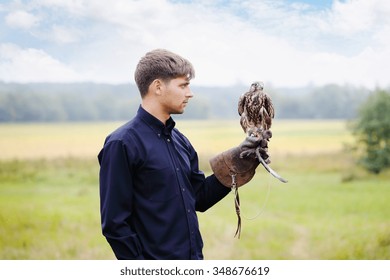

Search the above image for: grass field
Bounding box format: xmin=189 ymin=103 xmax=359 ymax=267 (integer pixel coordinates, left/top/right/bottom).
xmin=0 ymin=120 xmax=353 ymax=159
xmin=0 ymin=120 xmax=389 ymax=259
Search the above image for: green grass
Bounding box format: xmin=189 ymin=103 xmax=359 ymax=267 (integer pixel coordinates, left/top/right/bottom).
xmin=0 ymin=120 xmax=389 ymax=259
xmin=200 ymin=169 xmax=390 ymax=259
xmin=0 ymin=158 xmax=111 ymax=259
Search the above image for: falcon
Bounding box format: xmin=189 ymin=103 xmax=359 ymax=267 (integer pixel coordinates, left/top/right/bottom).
xmin=238 ymin=81 xmax=274 ymax=136
xmin=238 ymin=81 xmax=287 ymax=183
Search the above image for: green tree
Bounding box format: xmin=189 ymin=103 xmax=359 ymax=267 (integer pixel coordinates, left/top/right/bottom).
xmin=350 ymin=89 xmax=390 ymax=173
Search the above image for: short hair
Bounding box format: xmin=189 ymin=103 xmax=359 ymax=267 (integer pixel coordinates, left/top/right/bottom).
xmin=134 ymin=49 xmax=195 ymax=98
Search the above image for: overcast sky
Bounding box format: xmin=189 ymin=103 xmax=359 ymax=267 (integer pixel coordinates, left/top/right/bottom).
xmin=0 ymin=0 xmax=389 ymax=88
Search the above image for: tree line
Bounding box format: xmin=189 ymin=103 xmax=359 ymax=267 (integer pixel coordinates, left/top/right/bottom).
xmin=0 ymin=82 xmax=377 ymax=122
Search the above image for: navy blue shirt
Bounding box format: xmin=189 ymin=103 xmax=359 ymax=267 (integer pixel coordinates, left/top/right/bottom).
xmin=98 ymin=106 xmax=230 ymax=259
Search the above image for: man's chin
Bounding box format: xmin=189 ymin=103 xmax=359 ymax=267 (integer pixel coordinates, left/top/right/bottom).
xmin=171 ymin=109 xmax=185 ymax=115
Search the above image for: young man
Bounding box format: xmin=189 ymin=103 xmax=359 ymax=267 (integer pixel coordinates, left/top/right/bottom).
xmin=98 ymin=49 xmax=268 ymax=259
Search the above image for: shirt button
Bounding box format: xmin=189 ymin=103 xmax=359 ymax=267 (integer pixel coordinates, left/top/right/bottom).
xmin=167 ymin=138 xmax=171 ymax=142
xmin=182 ymin=188 xmax=185 ymax=192
xmin=187 ymin=209 xmax=190 ymax=213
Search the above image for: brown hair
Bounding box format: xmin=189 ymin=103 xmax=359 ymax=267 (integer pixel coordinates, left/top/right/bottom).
xmin=134 ymin=49 xmax=195 ymax=98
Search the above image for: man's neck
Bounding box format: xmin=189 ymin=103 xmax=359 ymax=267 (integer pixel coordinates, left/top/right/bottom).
xmin=141 ymin=101 xmax=170 ymax=125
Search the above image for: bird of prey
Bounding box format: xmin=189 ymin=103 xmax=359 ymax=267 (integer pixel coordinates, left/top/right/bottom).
xmin=238 ymin=81 xmax=287 ymax=183
xmin=238 ymin=81 xmax=274 ymax=137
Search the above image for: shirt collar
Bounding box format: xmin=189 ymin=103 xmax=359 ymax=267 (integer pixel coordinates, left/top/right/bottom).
xmin=137 ymin=105 xmax=176 ymax=136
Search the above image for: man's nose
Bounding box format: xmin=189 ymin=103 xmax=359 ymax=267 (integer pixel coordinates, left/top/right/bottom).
xmin=186 ymin=88 xmax=194 ymax=98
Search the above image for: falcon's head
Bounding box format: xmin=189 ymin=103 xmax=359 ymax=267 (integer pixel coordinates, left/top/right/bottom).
xmin=249 ymin=81 xmax=264 ymax=92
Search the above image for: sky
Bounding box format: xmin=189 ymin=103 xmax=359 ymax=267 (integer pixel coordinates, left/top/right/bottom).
xmin=0 ymin=0 xmax=389 ymax=88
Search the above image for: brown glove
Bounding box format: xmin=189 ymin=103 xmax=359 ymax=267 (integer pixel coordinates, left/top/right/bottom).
xmin=209 ymin=130 xmax=271 ymax=188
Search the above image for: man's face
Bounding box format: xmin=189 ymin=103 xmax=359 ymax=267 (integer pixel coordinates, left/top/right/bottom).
xmin=160 ymin=76 xmax=194 ymax=115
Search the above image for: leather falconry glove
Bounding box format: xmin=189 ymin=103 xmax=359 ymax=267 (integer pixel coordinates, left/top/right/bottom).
xmin=209 ymin=129 xmax=272 ymax=188
xmin=209 ymin=129 xmax=272 ymax=238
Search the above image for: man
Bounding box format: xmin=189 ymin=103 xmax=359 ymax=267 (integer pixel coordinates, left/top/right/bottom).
xmin=98 ymin=49 xmax=269 ymax=259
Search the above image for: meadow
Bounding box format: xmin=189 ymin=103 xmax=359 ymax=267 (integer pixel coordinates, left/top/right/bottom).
xmin=0 ymin=120 xmax=389 ymax=259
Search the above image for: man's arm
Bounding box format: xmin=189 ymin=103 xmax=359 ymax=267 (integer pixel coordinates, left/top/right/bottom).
xmin=194 ymin=173 xmax=231 ymax=212
xmin=98 ymin=140 xmax=144 ymax=259
xmin=184 ymin=143 xmax=230 ymax=212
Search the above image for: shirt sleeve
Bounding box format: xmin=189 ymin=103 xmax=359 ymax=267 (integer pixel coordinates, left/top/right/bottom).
xmin=98 ymin=139 xmax=144 ymax=260
xmin=188 ymin=147 xmax=231 ymax=212
xmin=195 ymin=173 xmax=232 ymax=212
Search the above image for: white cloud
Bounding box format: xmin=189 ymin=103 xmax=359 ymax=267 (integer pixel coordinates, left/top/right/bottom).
xmin=0 ymin=43 xmax=83 ymax=83
xmin=5 ymin=10 xmax=40 ymax=29
xmin=327 ymin=0 xmax=390 ymax=34
xmin=48 ymin=25 xmax=81 ymax=44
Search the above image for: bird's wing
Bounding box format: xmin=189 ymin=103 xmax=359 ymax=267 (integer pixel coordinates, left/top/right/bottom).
xmin=265 ymin=93 xmax=275 ymax=118
xmin=238 ymin=93 xmax=246 ymax=116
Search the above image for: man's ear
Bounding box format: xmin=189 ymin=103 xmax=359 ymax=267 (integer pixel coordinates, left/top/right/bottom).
xmin=150 ymin=79 xmax=163 ymax=96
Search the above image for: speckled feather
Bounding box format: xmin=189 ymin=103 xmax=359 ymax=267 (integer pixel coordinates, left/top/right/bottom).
xmin=238 ymin=81 xmax=275 ymax=136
